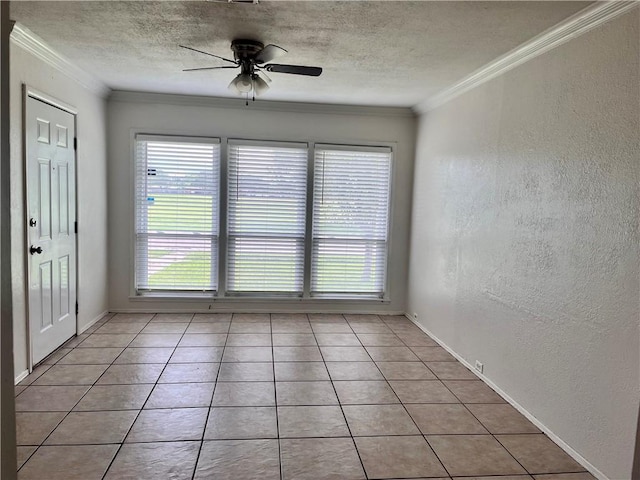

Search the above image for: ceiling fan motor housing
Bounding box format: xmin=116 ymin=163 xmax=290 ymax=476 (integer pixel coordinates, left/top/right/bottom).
xmin=231 ymin=39 xmax=265 ymax=62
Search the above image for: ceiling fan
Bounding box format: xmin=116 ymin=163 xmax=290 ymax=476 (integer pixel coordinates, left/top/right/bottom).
xmin=180 ymin=39 xmax=322 ymax=101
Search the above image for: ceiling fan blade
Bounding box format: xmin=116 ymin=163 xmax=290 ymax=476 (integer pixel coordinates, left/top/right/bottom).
xmin=263 ymin=64 xmax=322 ymax=77
xmin=179 ymin=45 xmax=237 ymax=65
xmin=254 ymin=44 xmax=287 ymax=64
xmin=183 ymin=66 xmax=240 ymax=72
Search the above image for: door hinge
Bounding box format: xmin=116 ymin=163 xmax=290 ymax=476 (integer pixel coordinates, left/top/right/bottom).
xmin=73 ymin=137 xmax=77 ymax=151
xmin=74 ymin=221 xmax=77 ymax=234
xmin=75 ymin=302 xmax=78 ymax=315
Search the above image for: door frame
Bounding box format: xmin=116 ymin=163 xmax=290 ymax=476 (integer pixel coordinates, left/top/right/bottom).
xmin=23 ymin=85 xmax=78 ymax=372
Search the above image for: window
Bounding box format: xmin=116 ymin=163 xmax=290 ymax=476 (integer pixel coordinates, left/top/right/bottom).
xmin=226 ymin=140 xmax=308 ymax=294
xmin=311 ymin=145 xmax=392 ymax=297
xmin=133 ymin=136 xmax=392 ymax=299
xmin=134 ymin=135 xmax=220 ymax=292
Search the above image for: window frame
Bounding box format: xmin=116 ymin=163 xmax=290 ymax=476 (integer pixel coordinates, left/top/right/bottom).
xmin=130 ymin=133 xmax=395 ymax=302
xmin=132 ymin=133 xmax=222 ymax=296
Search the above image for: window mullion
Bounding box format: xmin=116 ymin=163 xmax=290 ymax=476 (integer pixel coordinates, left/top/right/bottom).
xmin=302 ymin=142 xmax=315 ymax=298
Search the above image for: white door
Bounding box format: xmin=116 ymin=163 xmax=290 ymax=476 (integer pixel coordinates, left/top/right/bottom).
xmin=26 ymin=95 xmax=77 ymax=365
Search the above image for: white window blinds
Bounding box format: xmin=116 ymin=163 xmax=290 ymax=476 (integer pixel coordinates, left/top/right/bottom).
xmin=135 ymin=135 xmax=220 ymax=292
xmin=227 ymin=141 xmax=308 ymax=294
xmin=311 ymin=145 xmax=392 ymax=297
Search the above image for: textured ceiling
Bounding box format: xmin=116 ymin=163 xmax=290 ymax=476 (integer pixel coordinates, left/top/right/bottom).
xmin=10 ymin=1 xmax=590 ymax=107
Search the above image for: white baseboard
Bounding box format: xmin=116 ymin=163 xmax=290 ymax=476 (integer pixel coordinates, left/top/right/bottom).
xmin=110 ymin=308 xmax=406 ymax=316
xmin=78 ymin=310 xmax=110 ymax=334
xmin=15 ymin=370 xmax=29 ymax=385
xmin=403 ymin=313 xmax=608 ymax=480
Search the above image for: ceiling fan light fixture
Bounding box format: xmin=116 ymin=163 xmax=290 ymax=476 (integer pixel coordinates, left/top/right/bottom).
xmin=230 ymin=72 xmax=253 ymax=93
xmin=253 ymin=74 xmax=270 ymax=95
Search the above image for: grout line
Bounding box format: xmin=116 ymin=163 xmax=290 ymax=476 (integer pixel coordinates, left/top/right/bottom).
xmin=99 ymin=313 xmax=196 ymax=480
xmin=310 ymin=313 xmax=370 ymax=480
xmin=189 ymin=313 xmax=231 ymax=480
xmin=271 ymin=314 xmax=284 ymax=480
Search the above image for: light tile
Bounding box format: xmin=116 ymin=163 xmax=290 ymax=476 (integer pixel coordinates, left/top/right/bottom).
xmin=145 ymin=383 xmax=215 ymax=409
xmin=496 ymin=434 xmax=585 ymax=474
xmin=427 ymin=361 xmax=477 ymax=379
xmin=406 ymin=404 xmax=488 ymax=434
xmin=396 ymin=333 xmax=439 ymax=347
xmin=105 ymin=441 xmax=199 ymax=480
xmin=178 ymin=333 xmax=227 ymax=347
xmin=229 ymin=322 xmax=271 ymax=333
xmin=74 ymin=384 xmax=152 ymax=411
xmin=271 ymin=313 xmax=308 ymax=322
xmin=314 ymin=333 xmax=361 ymax=346
xmin=278 ymin=405 xmax=349 ymax=438
xmin=218 ymin=362 xmax=274 ymax=382
xmin=349 ymin=323 xmax=393 ymax=334
xmin=280 ymin=437 xmax=365 ymax=480
xmin=344 ymin=314 xmax=381 ymax=323
xmin=232 ymin=313 xmax=271 ymax=322
xmin=150 ymin=313 xmax=194 ymax=322
xmin=46 ymin=410 xmax=138 ymax=444
xmin=355 ymin=436 xmax=447 ymax=479
xmin=41 ymin=349 xmax=72 ymax=365
xmin=16 ymin=412 xmax=66 ymax=445
xmin=274 ymin=362 xmax=329 ymax=381
xmin=365 ymin=346 xmax=420 ymax=362
xmin=108 ymin=313 xmax=153 ymax=323
xmin=159 ymin=363 xmax=220 ymax=383
xmin=32 ymin=364 xmax=108 ymax=386
xmin=276 ymin=381 xmax=338 ymax=405
xmin=128 ymin=334 xmax=182 ymax=348
xmin=94 ymin=323 xmax=146 ymax=334
xmin=343 ymin=404 xmax=419 ymax=436
xmin=77 ymin=333 xmax=136 ymax=348
xmin=222 ymin=346 xmax=273 ymax=362
xmin=333 ymin=380 xmax=399 ymax=404
xmin=114 ymin=347 xmax=174 ymax=364
xmin=18 ymin=365 xmax=52 ymax=386
xmin=212 ymin=382 xmax=275 ymax=406
xmin=320 ymin=346 xmax=371 ymax=362
xmin=63 ymin=335 xmax=89 ymax=347
xmin=273 ymin=346 xmax=323 ymax=362
xmin=311 ymin=323 xmax=353 ymax=333
xmin=444 ymin=380 xmax=506 ymax=403
xmin=226 ymin=333 xmax=272 ymax=346
xmin=376 ymin=361 xmax=436 ymax=380
xmin=140 ymin=322 xmax=188 ymax=334
xmin=192 ymin=313 xmax=232 ymax=322
xmin=271 ymin=322 xmax=313 ymax=333
xmin=411 ymin=346 xmax=456 ymax=361
xmin=19 ymin=445 xmax=118 ymax=480
xmin=533 ymin=474 xmax=595 ymax=480
xmin=195 ymin=439 xmax=280 ymax=480
xmin=58 ymin=348 xmax=123 ymax=365
xmin=272 ymin=334 xmax=317 ymax=346
xmin=186 ymin=322 xmax=230 ymax=334
xmin=427 ymin=435 xmax=527 ymax=477
xmin=17 ymin=446 xmax=37 ymax=469
xmin=97 ymin=363 xmax=164 ymax=384
xmin=308 ymin=313 xmax=346 ymax=323
xmin=467 ymin=403 xmax=541 ymax=434
xmin=205 ymin=407 xmax=277 ymax=439
xmin=356 ymin=333 xmax=404 ymax=346
xmin=126 ymin=407 xmax=208 ymax=442
xmin=16 ymin=386 xmax=89 ymax=412
xmin=170 ymin=346 xmax=224 ymax=363
xmin=325 ymin=361 xmax=384 ymax=380
xmin=390 ymin=380 xmax=460 ymax=403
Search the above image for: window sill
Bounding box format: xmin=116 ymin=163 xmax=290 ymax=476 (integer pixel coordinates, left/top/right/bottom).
xmin=129 ymin=294 xmax=390 ymax=304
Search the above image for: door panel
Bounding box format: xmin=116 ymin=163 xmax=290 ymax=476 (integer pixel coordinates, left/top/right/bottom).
xmin=26 ymin=96 xmax=76 ymax=365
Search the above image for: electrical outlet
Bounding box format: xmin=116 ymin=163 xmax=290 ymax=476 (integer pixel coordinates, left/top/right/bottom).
xmin=474 ymin=361 xmax=484 ymax=374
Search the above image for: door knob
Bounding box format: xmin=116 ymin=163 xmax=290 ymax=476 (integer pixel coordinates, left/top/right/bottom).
xmin=29 ymin=218 xmax=37 ymax=227
xmin=29 ymin=245 xmax=42 ymax=255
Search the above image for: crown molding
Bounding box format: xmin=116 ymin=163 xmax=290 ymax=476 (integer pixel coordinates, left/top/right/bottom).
xmin=415 ymin=1 xmax=639 ymax=114
xmin=109 ymin=90 xmax=416 ymax=118
xmin=10 ymin=23 xmax=110 ymax=98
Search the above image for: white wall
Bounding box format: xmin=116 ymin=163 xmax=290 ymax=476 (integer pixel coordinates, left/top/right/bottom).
xmin=9 ymin=45 xmax=109 ymax=378
xmin=108 ymin=93 xmax=415 ymax=314
xmin=408 ymin=9 xmax=639 ymax=480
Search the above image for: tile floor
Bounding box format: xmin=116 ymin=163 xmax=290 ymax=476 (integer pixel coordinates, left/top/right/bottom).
xmin=15 ymin=312 xmax=595 ymax=480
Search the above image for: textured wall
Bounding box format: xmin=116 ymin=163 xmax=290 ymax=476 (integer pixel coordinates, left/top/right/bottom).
xmin=107 ymin=94 xmax=415 ymax=314
xmin=408 ymin=10 xmax=639 ymax=480
xmin=9 ymin=45 xmax=109 ymax=379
